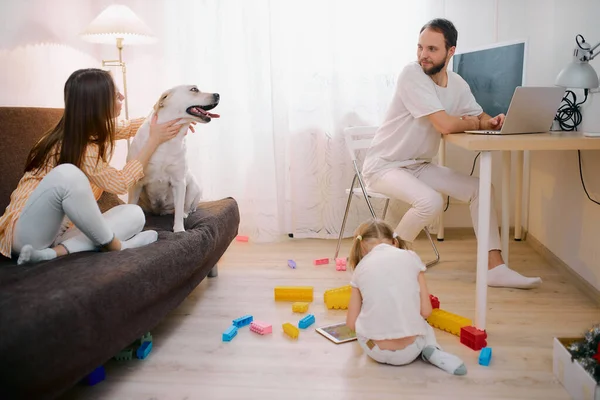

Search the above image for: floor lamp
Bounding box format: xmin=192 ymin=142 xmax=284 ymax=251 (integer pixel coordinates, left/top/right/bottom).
xmin=80 ymin=4 xmax=156 ymax=122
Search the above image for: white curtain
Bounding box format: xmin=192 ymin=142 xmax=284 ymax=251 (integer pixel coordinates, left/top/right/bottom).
xmin=129 ymin=0 xmax=440 ymax=242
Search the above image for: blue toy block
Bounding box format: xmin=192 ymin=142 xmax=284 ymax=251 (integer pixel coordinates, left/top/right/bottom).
xmin=288 ymin=259 xmax=296 ymax=269
xmin=298 ymin=314 xmax=315 ymax=329
xmin=82 ymin=366 xmax=105 ymax=386
xmin=222 ymin=325 xmax=238 ymax=341
xmin=136 ymin=341 xmax=152 ymax=359
xmin=479 ymin=347 xmax=492 ymax=366
xmin=232 ymin=315 xmax=253 ymax=328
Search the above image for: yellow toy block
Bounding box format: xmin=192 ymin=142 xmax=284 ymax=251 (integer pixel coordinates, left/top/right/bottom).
xmin=323 ymin=285 xmax=352 ymax=310
xmin=426 ymin=309 xmax=472 ymax=336
xmin=274 ymin=286 xmax=313 ymax=302
xmin=292 ymin=302 xmax=309 ymax=313
xmin=282 ymin=322 xmax=299 ymax=339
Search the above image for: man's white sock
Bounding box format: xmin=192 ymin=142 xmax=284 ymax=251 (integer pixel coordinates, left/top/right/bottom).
xmin=120 ymin=230 xmax=158 ymax=250
xmin=17 ymin=245 xmax=57 ymax=265
xmin=487 ymin=264 xmax=542 ymax=289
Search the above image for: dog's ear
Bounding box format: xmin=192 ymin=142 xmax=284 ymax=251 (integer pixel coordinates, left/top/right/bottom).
xmin=153 ymin=89 xmax=172 ymax=113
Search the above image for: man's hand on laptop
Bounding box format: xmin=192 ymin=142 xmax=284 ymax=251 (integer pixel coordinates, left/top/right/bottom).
xmin=482 ymin=113 xmax=505 ymax=130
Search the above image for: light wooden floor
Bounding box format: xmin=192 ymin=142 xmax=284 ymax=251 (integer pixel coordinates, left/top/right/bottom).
xmin=63 ymin=233 xmax=599 ymax=400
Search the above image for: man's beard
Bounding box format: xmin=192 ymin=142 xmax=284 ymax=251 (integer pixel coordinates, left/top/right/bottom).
xmin=420 ymin=57 xmax=447 ymax=76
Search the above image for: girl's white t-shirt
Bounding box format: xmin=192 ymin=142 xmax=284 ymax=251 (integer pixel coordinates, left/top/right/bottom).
xmin=350 ymin=243 xmax=429 ymax=340
xmin=362 ymin=61 xmax=483 ymax=183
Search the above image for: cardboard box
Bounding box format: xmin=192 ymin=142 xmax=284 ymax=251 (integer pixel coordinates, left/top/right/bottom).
xmin=553 ymin=337 xmax=600 ymax=400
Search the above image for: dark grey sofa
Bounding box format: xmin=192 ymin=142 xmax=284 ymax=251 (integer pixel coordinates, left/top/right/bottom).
xmin=0 ymin=107 xmax=240 ymax=399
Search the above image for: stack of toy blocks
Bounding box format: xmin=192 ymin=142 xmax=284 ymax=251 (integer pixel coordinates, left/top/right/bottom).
xmin=250 ymin=321 xmax=272 ymax=335
xmin=323 ymin=285 xmax=352 ymax=310
xmin=460 ymin=326 xmax=487 ymax=350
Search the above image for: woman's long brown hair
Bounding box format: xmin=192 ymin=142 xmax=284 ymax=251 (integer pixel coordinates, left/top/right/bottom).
xmin=24 ymin=68 xmax=117 ymax=172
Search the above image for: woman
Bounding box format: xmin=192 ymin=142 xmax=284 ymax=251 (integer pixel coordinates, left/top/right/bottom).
xmin=0 ymin=68 xmax=183 ymax=265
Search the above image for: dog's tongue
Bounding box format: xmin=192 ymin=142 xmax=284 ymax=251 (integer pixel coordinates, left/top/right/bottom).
xmin=207 ymin=112 xmax=220 ymax=118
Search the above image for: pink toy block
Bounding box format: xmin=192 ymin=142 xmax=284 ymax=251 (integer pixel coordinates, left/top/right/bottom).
xmin=250 ymin=321 xmax=272 ymax=335
xmin=236 ymin=235 xmax=249 ymax=242
xmin=336 ymin=264 xmax=346 ymax=271
xmin=313 ymin=258 xmax=329 ymax=266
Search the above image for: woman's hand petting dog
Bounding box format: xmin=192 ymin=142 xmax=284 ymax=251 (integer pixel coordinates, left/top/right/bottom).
xmin=149 ymin=114 xmax=182 ymax=145
xmin=187 ymin=121 xmax=197 ymax=135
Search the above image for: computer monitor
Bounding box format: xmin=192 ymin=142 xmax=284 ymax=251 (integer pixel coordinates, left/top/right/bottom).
xmin=452 ymin=40 xmax=527 ymax=117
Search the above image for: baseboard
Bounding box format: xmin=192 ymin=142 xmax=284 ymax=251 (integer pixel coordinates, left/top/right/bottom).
xmin=526 ymin=233 xmax=600 ymax=307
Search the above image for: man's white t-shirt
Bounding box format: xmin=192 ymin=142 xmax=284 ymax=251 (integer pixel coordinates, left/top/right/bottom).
xmin=362 ymin=61 xmax=483 ymax=183
xmin=350 ymin=243 xmax=430 ymax=340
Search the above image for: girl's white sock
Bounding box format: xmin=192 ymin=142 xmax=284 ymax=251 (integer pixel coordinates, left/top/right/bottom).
xmin=120 ymin=230 xmax=158 ymax=250
xmin=421 ymin=345 xmax=467 ymax=375
xmin=17 ymin=245 xmax=57 ymax=265
xmin=487 ymin=264 xmax=542 ymax=289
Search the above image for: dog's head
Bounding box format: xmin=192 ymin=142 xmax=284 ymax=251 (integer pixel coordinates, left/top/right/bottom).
xmin=153 ymin=85 xmax=220 ymax=123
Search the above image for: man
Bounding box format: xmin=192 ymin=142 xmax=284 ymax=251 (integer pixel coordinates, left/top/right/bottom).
xmin=362 ymin=18 xmax=541 ymax=289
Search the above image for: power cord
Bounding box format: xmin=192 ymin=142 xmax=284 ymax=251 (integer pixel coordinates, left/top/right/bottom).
xmin=444 ymin=152 xmax=480 ymax=212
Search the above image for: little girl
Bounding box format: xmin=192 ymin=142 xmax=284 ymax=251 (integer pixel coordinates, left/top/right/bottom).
xmin=346 ymin=219 xmax=467 ymax=375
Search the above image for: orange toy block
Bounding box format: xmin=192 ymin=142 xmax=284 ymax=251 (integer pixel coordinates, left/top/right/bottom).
xmin=282 ymin=322 xmax=299 ymax=339
xmin=426 ymin=309 xmax=472 ymax=336
xmin=292 ymin=302 xmax=309 ymax=313
xmin=323 ymin=285 xmax=352 ymax=310
xmin=235 ymin=235 xmax=249 ymax=242
xmin=274 ymin=286 xmax=314 ymax=302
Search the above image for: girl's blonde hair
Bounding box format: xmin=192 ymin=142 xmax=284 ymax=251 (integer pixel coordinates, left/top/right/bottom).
xmin=348 ymin=219 xmax=407 ymax=269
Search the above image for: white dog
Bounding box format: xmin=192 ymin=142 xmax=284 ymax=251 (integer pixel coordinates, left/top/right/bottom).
xmin=127 ymin=85 xmax=220 ymax=232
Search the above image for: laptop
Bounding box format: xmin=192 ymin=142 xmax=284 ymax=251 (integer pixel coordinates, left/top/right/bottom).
xmin=464 ymin=86 xmax=565 ymax=135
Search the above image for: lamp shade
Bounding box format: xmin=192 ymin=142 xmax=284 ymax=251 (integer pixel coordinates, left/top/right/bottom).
xmin=555 ymin=60 xmax=599 ymax=89
xmin=80 ymin=4 xmax=156 ymax=45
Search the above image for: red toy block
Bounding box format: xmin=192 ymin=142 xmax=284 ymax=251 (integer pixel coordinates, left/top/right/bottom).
xmin=313 ymin=258 xmax=329 ymax=266
xmin=236 ymin=235 xmax=249 ymax=242
xmin=460 ymin=326 xmax=487 ymax=350
xmin=429 ymin=294 xmax=440 ymax=309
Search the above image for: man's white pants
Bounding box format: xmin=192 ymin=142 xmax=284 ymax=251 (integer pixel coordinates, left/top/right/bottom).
xmin=367 ymin=162 xmax=501 ymax=251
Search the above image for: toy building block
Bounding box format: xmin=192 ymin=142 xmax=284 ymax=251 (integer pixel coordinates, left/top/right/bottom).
xmin=236 ymin=235 xmax=249 ymax=242
xmin=292 ymin=302 xmax=310 ymax=313
xmin=287 ymin=259 xmax=296 ymax=269
xmin=429 ymin=294 xmax=440 ymax=309
xmin=323 ymin=285 xmax=352 ymax=310
xmin=282 ymin=322 xmax=299 ymax=339
xmin=274 ymin=286 xmax=314 ymax=302
xmin=313 ymin=258 xmax=329 ymax=265
xmin=222 ymin=325 xmax=238 ymax=342
xmin=426 ymin=309 xmax=472 ymax=336
xmin=136 ymin=341 xmax=152 ymax=360
xmin=460 ymin=326 xmax=488 ymax=350
xmin=298 ymin=314 xmax=315 ymax=329
xmin=82 ymin=366 xmax=106 ymax=386
xmin=250 ymin=320 xmax=272 ymax=335
xmin=233 ymin=314 xmax=254 ymax=328
xmin=114 ymin=347 xmax=133 ymax=362
xmin=479 ymin=347 xmax=492 ymax=366
xmin=335 ymin=258 xmax=347 ymax=271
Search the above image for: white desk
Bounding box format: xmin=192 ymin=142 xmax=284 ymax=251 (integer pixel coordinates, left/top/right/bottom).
xmin=444 ymin=131 xmax=600 ymax=330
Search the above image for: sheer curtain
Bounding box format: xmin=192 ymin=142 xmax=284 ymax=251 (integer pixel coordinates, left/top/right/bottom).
xmin=133 ymin=0 xmax=440 ymax=242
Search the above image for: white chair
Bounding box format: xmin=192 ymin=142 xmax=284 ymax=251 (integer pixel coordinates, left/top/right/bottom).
xmin=334 ymin=126 xmax=440 ymax=267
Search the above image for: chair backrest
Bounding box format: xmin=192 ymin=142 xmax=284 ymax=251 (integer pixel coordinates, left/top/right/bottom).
xmin=342 ymin=126 xmax=378 ymax=162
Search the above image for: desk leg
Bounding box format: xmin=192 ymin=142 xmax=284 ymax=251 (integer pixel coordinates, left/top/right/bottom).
xmin=502 ymin=151 xmax=510 ymax=262
xmin=437 ymin=140 xmax=445 ymax=241
xmin=476 ymin=151 xmax=492 ymax=331
xmin=514 ymin=150 xmax=524 ymax=241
